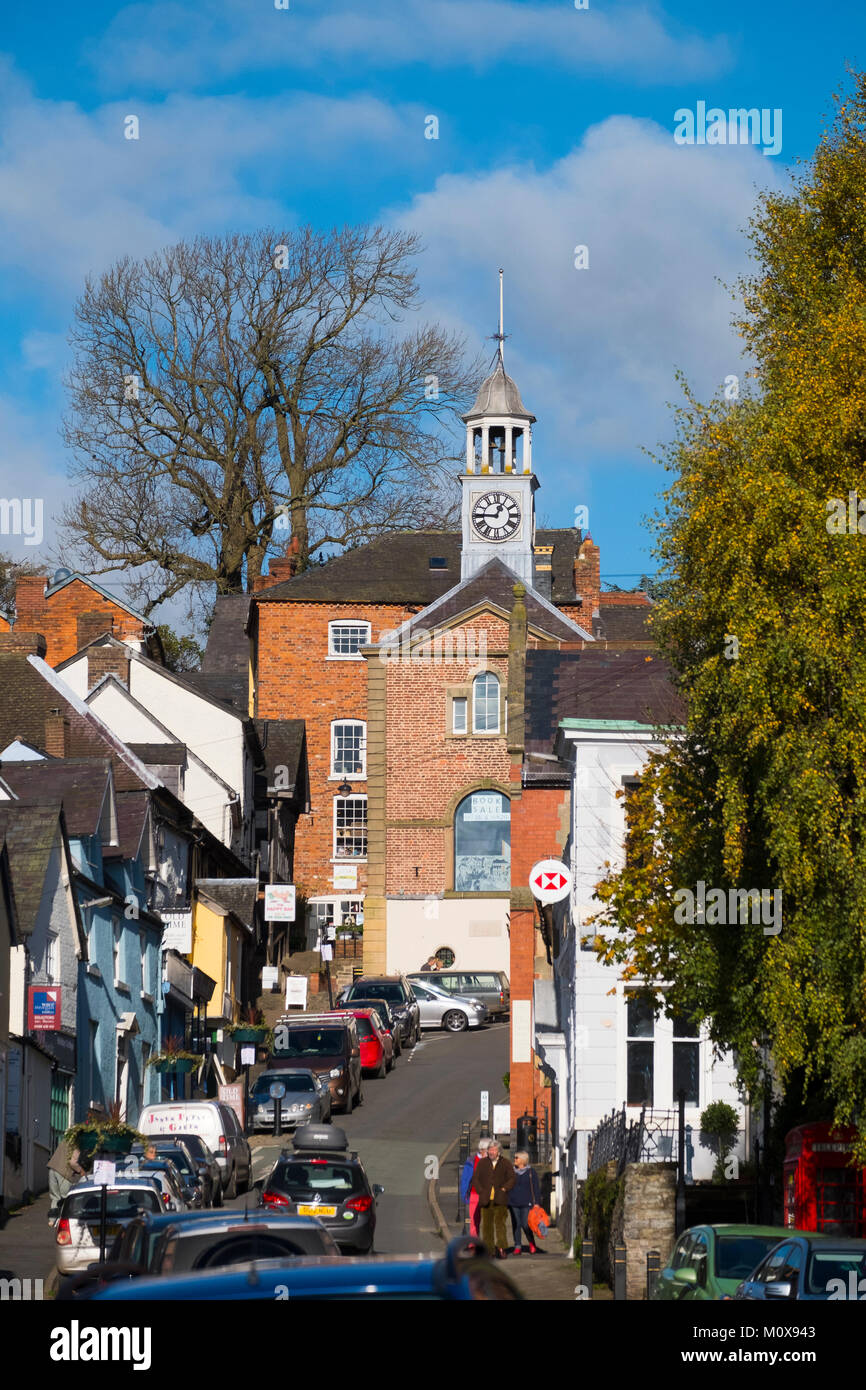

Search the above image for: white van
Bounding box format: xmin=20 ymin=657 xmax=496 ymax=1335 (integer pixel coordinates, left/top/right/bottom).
xmin=139 ymin=1101 xmax=252 ymax=1199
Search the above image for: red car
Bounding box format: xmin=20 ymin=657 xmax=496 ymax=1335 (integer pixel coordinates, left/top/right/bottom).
xmin=346 ymin=1008 xmax=395 ymax=1078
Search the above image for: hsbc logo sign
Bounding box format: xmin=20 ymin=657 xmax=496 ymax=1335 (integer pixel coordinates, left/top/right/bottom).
xmin=529 ymin=859 xmax=572 ymax=904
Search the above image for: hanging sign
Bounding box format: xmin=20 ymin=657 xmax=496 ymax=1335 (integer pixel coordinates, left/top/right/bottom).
xmin=529 ymin=858 xmax=572 ymax=904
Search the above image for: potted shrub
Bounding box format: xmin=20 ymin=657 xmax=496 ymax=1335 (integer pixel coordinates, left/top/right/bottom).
xmin=147 ymin=1035 xmax=203 ymax=1074
xmin=699 ymin=1101 xmax=741 ymax=1181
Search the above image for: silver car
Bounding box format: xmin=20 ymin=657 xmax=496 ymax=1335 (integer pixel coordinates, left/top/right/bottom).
xmin=250 ymin=1068 xmax=333 ymax=1131
xmin=409 ymin=980 xmax=488 ymax=1032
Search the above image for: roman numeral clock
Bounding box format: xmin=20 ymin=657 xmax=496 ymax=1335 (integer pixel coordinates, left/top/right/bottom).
xmin=471 ymin=491 xmax=522 ymax=541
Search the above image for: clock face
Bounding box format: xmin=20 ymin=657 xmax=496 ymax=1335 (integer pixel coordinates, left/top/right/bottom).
xmin=471 ymin=491 xmax=521 ymax=541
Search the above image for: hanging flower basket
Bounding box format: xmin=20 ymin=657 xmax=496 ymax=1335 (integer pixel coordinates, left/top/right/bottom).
xmin=74 ymin=1129 xmax=102 ymax=1155
xmin=97 ymin=1131 xmax=137 ymax=1154
xmin=152 ymin=1057 xmax=198 ymax=1074
xmin=64 ymin=1119 xmax=144 ymax=1156
xmin=229 ymin=1026 xmax=268 ymax=1044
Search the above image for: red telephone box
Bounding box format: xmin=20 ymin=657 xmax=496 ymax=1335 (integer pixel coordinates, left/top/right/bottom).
xmin=783 ymin=1123 xmax=866 ymax=1236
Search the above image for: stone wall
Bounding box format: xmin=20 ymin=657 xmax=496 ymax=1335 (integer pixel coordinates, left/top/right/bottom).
xmin=621 ymin=1161 xmax=676 ymax=1300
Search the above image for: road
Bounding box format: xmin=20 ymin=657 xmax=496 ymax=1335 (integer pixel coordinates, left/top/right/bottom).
xmin=231 ymin=1021 xmax=509 ymax=1254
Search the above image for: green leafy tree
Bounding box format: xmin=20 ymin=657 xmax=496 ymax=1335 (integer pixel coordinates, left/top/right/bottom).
xmin=592 ymin=71 xmax=866 ymax=1161
xmin=156 ymin=624 xmax=204 ymax=674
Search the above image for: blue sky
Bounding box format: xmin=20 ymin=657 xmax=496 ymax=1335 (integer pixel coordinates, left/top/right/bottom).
xmin=0 ymin=0 xmax=863 ymax=621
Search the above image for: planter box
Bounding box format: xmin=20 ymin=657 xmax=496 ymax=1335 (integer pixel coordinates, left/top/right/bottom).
xmin=153 ymin=1057 xmax=197 ymax=1074
xmin=230 ymin=1028 xmax=268 ymax=1044
xmin=95 ymin=1132 xmax=136 ymax=1154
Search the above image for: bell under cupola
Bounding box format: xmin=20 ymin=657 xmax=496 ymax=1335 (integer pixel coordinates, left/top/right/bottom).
xmin=460 ymin=270 xmax=539 ymax=585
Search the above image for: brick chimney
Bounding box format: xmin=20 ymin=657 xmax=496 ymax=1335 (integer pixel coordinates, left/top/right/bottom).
xmin=44 ymin=708 xmax=70 ymax=758
xmin=266 ymin=534 xmax=301 ymax=586
xmin=78 ymin=610 xmax=115 ymax=651
xmin=14 ymin=575 xmax=48 ymax=627
xmin=0 ymin=630 xmax=48 ymax=658
xmin=532 ymin=544 xmax=553 ymax=600
xmin=574 ymin=534 xmax=601 ymax=619
xmin=87 ymin=644 xmax=130 ymax=691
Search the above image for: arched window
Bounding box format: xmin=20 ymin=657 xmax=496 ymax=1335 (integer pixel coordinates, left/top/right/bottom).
xmin=472 ymin=673 xmax=500 ymax=733
xmin=454 ymin=791 xmax=510 ymax=892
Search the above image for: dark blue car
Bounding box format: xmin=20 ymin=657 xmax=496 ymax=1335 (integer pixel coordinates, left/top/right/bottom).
xmin=91 ymin=1236 xmax=523 ymax=1301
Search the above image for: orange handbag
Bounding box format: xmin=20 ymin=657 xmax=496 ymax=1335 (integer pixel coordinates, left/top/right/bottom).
xmin=528 ymin=1203 xmax=550 ymax=1239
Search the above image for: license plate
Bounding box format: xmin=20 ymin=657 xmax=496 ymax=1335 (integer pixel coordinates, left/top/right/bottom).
xmin=298 ymin=1204 xmax=337 ymax=1217
xmin=88 ymin=1224 xmax=121 ymax=1241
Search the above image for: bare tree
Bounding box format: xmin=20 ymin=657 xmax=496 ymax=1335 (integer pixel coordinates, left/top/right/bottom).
xmin=61 ymin=226 xmax=477 ymax=615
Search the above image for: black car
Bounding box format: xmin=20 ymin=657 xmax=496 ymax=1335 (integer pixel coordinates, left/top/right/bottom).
xmin=261 ymin=1124 xmax=384 ymax=1255
xmin=337 ymin=975 xmax=421 ymax=1048
xmin=57 ymin=1208 xmax=341 ymax=1298
xmin=166 ymin=1134 xmax=223 ymax=1208
xmin=128 ymin=1141 xmax=217 ymax=1208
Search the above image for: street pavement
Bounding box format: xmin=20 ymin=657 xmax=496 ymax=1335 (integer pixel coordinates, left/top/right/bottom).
xmin=236 ymin=1020 xmax=510 ymax=1255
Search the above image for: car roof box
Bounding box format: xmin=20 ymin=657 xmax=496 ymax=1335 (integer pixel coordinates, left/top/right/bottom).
xmin=292 ymin=1124 xmax=349 ymax=1152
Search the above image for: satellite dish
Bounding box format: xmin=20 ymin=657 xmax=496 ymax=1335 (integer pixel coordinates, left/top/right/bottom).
xmin=53 ymin=567 xmax=73 ymax=585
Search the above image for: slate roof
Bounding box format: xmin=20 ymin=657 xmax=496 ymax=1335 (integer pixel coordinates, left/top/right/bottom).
xmin=189 ymin=595 xmax=251 ymax=709
xmin=0 ymin=804 xmax=63 ymax=934
xmin=114 ymin=790 xmax=151 ymax=860
xmin=0 ymin=759 xmax=113 ymax=838
xmin=252 ymin=720 xmax=306 ymax=793
xmin=195 ymin=877 xmax=258 ymax=928
xmin=127 ymin=743 xmax=187 ymax=766
xmin=594 ymin=601 xmax=653 ymax=643
xmin=525 ymin=648 xmax=685 ymax=755
xmin=251 ymin=528 xmax=586 ymax=607
xmin=398 ymin=558 xmax=590 ymax=643
xmin=0 ymin=651 xmax=155 ymax=794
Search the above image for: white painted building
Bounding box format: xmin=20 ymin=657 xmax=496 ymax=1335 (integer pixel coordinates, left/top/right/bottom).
xmin=538 ymin=715 xmax=746 ymax=1245
xmin=57 ymin=636 xmax=257 ymax=862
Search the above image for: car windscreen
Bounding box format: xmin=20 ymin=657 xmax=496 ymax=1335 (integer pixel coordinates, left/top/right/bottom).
xmin=272 ymin=1028 xmax=346 ymax=1057
xmin=271 ymin=1161 xmax=364 ymax=1197
xmin=354 ymin=1018 xmax=375 ymax=1039
xmin=805 ymin=1248 xmax=866 ymax=1295
xmin=150 ymin=1148 xmax=195 ymax=1176
xmin=349 ymin=983 xmax=403 ymax=1004
xmin=165 ymin=1134 xmax=213 ymax=1163
xmin=65 ymin=1188 xmax=162 ymax=1219
xmin=347 ymin=998 xmax=390 ymax=1021
xmin=253 ymin=1073 xmax=316 ymax=1097
xmin=714 ymin=1235 xmax=784 ymax=1279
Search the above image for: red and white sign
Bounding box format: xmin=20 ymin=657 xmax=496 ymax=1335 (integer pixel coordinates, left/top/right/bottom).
xmin=529 ymin=858 xmax=572 ymax=904
xmin=28 ymin=986 xmax=61 ymax=1031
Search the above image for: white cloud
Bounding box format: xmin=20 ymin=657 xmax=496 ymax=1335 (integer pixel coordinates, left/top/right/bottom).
xmin=0 ymin=69 xmax=422 ymax=294
xmin=89 ymin=0 xmax=732 ymax=90
xmin=391 ymin=115 xmax=784 ymax=484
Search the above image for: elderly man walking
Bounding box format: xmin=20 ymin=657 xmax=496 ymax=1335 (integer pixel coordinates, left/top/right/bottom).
xmin=471 ymin=1139 xmax=515 ymax=1258
xmin=460 ymin=1136 xmax=490 ymax=1237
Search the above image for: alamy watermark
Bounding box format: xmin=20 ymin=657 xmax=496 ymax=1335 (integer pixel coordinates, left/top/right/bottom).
xmin=673 ymin=882 xmax=782 ymax=935
xmin=0 ymin=497 xmax=43 ymax=545
xmin=674 ymin=103 xmax=782 ymax=157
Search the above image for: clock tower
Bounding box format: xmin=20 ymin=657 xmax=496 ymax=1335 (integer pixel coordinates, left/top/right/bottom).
xmin=460 ymin=276 xmax=538 ymax=585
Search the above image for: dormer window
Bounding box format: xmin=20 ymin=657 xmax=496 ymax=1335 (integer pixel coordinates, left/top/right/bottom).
xmin=429 ymin=557 xmax=448 ymax=571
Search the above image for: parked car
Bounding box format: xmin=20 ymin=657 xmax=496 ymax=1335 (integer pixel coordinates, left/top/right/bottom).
xmin=57 ymin=1209 xmax=342 ymax=1299
xmin=116 ymin=1153 xmax=196 ymax=1211
xmin=408 ymin=978 xmax=488 ymax=1032
xmin=149 ymin=1133 xmax=223 ymax=1208
xmin=336 ymin=975 xmax=421 ymax=1047
xmin=250 ymin=1068 xmax=332 ymax=1131
xmin=734 ymin=1235 xmax=866 ymax=1300
xmin=260 ymin=1124 xmax=383 ymax=1255
xmin=140 ymin=1100 xmax=251 ymax=1200
xmin=91 ymin=1235 xmax=523 ymax=1301
xmin=408 ymin=970 xmax=510 ymax=1019
xmin=338 ymin=996 xmax=402 ymax=1058
xmin=651 ymin=1224 xmax=808 ymax=1301
xmin=269 ymin=1013 xmax=363 ymax=1113
xmin=140 ymin=1140 xmax=218 ymax=1208
xmin=345 ymin=1007 xmax=395 ymax=1076
xmin=55 ymin=1178 xmax=164 ymax=1277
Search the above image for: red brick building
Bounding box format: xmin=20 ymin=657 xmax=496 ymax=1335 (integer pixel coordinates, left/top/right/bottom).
xmin=9 ymin=570 xmax=162 ymax=667
xmin=236 ymin=341 xmax=650 ymax=1129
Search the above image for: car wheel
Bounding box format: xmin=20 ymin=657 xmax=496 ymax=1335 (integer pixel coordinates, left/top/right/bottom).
xmin=237 ymin=1164 xmax=250 ymax=1195
xmin=345 ymin=1086 xmax=354 ymax=1114
xmin=356 ymin=1084 xmax=364 ymax=1107
xmin=213 ymin=1182 xmax=223 ymax=1208
xmin=443 ymin=1009 xmax=468 ymax=1033
xmin=224 ymin=1165 xmax=237 ymax=1201
xmin=376 ymin=1059 xmax=387 ymax=1079
xmin=386 ymin=1049 xmax=395 ymax=1071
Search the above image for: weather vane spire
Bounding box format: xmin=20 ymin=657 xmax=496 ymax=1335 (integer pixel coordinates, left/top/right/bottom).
xmin=491 ymin=267 xmax=507 ymax=363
